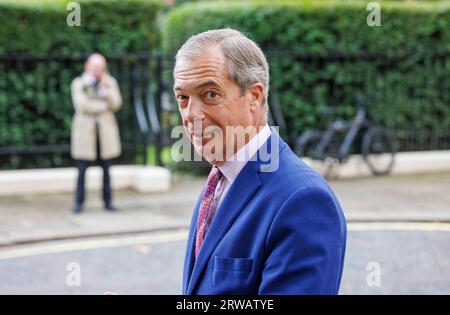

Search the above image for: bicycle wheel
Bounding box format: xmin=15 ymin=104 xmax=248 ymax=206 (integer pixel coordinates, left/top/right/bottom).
xmin=295 ymin=130 xmax=323 ymax=159
xmin=362 ymin=127 xmax=396 ymax=175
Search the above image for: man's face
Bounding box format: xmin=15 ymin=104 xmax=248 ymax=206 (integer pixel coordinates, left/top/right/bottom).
xmin=174 ymin=45 xmax=258 ymax=164
xmin=85 ymin=55 xmax=106 ymax=80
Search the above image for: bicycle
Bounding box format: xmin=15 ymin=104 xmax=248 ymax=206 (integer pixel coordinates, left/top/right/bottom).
xmin=295 ymin=96 xmax=397 ymax=178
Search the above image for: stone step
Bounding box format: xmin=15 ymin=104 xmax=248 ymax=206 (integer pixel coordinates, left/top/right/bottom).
xmin=0 ymin=165 xmax=171 ymax=196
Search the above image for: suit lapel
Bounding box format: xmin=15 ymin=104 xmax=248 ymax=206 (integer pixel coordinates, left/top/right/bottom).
xmin=186 ymin=128 xmax=282 ymax=294
xmin=182 ymin=192 xmax=202 ymax=294
xmin=186 ymin=159 xmax=262 ymax=294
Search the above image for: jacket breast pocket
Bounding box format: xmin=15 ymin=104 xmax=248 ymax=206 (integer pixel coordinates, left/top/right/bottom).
xmin=214 ymin=256 xmax=253 ymax=272
xmin=212 ymin=256 xmax=254 ymax=293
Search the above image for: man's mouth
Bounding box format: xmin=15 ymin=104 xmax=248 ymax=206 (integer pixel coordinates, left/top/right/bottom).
xmin=192 ymin=132 xmax=214 ymax=146
xmin=186 ymin=122 xmax=223 ymax=149
xmin=188 ymin=124 xmax=214 ymax=140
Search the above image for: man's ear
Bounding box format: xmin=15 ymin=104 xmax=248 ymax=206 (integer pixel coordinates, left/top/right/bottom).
xmin=249 ymin=83 xmax=264 ymax=112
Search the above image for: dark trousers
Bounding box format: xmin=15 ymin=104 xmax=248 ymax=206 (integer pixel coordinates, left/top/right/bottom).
xmin=75 ymin=159 xmax=112 ymax=208
xmin=74 ymin=123 xmax=113 ymax=208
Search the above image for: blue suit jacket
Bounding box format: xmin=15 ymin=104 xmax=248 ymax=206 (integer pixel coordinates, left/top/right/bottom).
xmin=182 ymin=128 xmax=347 ymax=295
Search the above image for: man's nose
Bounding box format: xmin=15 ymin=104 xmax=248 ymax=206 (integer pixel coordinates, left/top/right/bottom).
xmin=185 ymin=98 xmax=205 ymax=124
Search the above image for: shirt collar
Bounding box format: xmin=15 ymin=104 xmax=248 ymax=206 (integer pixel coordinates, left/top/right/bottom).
xmin=218 ymin=125 xmax=271 ymax=185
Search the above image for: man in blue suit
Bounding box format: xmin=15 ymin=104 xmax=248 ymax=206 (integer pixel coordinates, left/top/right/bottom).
xmin=173 ymin=28 xmax=347 ymax=295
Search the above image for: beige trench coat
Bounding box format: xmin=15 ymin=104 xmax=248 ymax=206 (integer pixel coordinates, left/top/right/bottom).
xmin=70 ymin=73 xmax=122 ymax=161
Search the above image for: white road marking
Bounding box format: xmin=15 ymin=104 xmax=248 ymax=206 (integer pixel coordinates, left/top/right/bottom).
xmin=0 ymin=230 xmax=189 ymax=260
xmin=0 ymin=222 xmax=449 ymax=260
xmin=348 ymin=222 xmax=450 ymax=231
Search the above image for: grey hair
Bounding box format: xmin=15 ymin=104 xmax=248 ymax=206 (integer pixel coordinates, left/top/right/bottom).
xmin=174 ymin=28 xmax=270 ymax=113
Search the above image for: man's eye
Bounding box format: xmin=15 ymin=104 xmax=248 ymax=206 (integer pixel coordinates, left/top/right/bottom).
xmin=205 ymin=91 xmax=217 ymax=99
xmin=176 ymin=95 xmax=188 ymax=101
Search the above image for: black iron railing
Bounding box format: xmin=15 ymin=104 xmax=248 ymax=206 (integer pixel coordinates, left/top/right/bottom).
xmin=0 ymin=50 xmax=448 ymax=170
xmin=0 ymin=52 xmax=176 ymax=170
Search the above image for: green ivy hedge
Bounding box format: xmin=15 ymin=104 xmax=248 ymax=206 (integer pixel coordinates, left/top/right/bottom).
xmin=0 ymin=0 xmax=164 ymax=169
xmin=0 ymin=0 xmax=163 ymax=54
xmin=162 ymin=0 xmax=450 ymax=152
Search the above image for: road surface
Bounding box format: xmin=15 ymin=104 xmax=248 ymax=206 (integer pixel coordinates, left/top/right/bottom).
xmin=0 ymin=222 xmax=449 ymax=295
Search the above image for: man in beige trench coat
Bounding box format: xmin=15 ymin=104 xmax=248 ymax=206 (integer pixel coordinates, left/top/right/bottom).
xmin=71 ymin=53 xmax=122 ymax=213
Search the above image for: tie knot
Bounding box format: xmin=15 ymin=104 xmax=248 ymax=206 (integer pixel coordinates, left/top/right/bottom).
xmin=206 ymin=165 xmax=223 ymax=188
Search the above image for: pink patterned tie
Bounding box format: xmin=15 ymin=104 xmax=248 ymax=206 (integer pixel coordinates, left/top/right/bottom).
xmin=195 ymin=165 xmax=223 ymax=260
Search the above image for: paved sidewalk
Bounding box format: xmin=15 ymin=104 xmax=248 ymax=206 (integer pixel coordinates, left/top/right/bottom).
xmin=0 ymin=172 xmax=449 ymax=246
